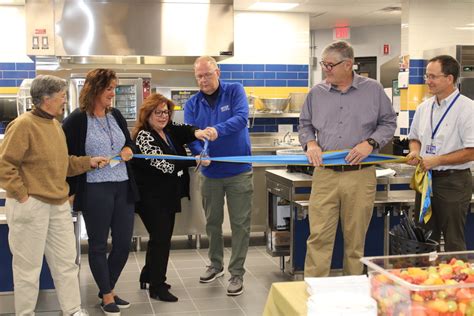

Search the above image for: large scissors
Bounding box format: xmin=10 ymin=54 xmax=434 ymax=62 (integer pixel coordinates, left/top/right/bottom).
xmin=195 ymin=139 xmax=209 ymax=172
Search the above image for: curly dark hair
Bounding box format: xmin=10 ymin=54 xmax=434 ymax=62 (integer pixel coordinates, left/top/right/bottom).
xmin=132 ymin=93 xmax=175 ymax=140
xmin=79 ymin=68 xmax=117 ymax=115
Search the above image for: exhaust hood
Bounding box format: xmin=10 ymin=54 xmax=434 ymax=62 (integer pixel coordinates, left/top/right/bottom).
xmin=25 ymin=0 xmax=234 ymax=65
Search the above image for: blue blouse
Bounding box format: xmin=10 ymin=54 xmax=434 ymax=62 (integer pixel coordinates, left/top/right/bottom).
xmin=85 ymin=113 xmax=129 ymax=183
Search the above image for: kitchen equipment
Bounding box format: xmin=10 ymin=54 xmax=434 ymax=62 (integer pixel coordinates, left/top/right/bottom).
xmin=288 ymin=92 xmax=307 ymax=112
xmin=0 ymin=95 xmax=19 ymax=133
xmin=17 ymin=79 xmax=34 ymax=116
xmin=259 ymin=98 xmax=290 ymax=113
xmin=69 ymin=73 xmax=151 ymax=127
xmin=25 ymin=0 xmax=234 ymax=64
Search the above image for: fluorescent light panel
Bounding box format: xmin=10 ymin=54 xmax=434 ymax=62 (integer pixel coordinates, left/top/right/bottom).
xmin=248 ymin=2 xmax=299 ymax=11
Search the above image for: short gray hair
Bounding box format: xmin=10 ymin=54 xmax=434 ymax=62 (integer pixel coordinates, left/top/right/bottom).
xmin=194 ymin=56 xmax=218 ymax=70
xmin=322 ymin=41 xmax=354 ymax=62
xmin=30 ymin=75 xmax=67 ymax=107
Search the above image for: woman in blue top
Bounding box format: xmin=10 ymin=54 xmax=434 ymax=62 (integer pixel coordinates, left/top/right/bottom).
xmin=63 ymin=69 xmax=139 ymax=316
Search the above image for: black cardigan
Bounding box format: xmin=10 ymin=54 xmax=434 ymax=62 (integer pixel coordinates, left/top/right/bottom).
xmin=62 ymin=108 xmax=139 ymax=212
xmin=131 ymin=122 xmax=197 ymax=213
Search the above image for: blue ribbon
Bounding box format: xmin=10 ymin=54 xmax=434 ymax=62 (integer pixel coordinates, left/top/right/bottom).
xmin=114 ymin=150 xmax=406 ymax=166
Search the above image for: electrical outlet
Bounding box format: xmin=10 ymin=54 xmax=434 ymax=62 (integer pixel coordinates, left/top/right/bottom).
xmin=278 ymin=124 xmax=293 ymax=134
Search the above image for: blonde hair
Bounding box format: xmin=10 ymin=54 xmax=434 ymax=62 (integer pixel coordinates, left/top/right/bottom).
xmin=194 ymin=56 xmax=218 ymax=70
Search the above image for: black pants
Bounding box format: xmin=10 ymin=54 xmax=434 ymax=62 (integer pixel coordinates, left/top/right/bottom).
xmin=139 ymin=208 xmax=176 ymax=287
xmin=415 ymin=169 xmax=472 ymax=252
xmin=82 ymin=181 xmax=135 ymax=295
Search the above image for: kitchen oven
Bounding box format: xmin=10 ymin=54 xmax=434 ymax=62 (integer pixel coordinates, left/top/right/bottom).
xmin=69 ymin=73 xmax=151 ymax=127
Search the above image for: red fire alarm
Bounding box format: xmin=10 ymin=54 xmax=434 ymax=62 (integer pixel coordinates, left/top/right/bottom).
xmin=383 ymin=44 xmax=390 ymax=55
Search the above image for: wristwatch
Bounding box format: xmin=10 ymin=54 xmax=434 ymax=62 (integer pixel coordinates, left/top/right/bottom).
xmin=366 ymin=138 xmax=379 ymax=149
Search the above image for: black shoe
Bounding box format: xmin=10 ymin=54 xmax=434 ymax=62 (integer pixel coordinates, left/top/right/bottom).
xmin=140 ymin=281 xmax=171 ymax=290
xmin=98 ymin=294 xmax=130 ymax=309
xmin=149 ymin=286 xmax=178 ymax=302
xmin=139 ymin=268 xmax=149 ymax=289
xmin=113 ymin=296 xmax=130 ymax=309
xmin=100 ymin=302 xmax=120 ymax=316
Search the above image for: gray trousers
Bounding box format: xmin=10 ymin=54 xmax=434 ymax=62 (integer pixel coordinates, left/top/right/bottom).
xmin=415 ymin=169 xmax=472 ymax=252
xmin=201 ymin=171 xmax=253 ymax=277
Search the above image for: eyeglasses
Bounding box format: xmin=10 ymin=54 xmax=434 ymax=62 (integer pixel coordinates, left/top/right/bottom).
xmin=153 ymin=110 xmax=170 ymax=117
xmin=319 ymin=60 xmax=345 ymax=71
xmin=424 ymin=74 xmax=448 ymax=81
xmin=195 ymin=69 xmax=217 ymax=81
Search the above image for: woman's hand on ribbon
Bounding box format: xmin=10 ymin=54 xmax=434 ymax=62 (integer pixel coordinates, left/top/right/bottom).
xmin=305 ymin=141 xmax=323 ymax=167
xmin=90 ymin=156 xmax=110 ymax=169
xmin=120 ymin=146 xmax=134 ymax=162
xmin=345 ymin=141 xmax=372 ymax=165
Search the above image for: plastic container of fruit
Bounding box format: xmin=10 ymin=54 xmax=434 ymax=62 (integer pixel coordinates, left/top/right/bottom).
xmin=361 ymin=251 xmax=474 ymax=316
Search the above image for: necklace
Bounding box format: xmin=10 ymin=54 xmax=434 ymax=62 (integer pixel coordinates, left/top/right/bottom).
xmin=95 ymin=115 xmax=114 ymax=150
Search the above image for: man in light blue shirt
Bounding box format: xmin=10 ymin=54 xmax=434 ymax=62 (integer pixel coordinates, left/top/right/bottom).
xmin=407 ymin=55 xmax=474 ymax=251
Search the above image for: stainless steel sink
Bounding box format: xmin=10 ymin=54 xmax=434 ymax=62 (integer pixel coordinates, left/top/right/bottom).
xmin=276 ymin=148 xmax=304 ymax=155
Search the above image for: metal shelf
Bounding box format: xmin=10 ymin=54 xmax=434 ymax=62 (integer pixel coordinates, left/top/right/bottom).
xmin=249 ymin=112 xmax=300 ymax=118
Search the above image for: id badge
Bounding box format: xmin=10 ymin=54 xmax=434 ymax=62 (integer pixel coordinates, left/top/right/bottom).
xmin=426 ymin=144 xmax=437 ymax=155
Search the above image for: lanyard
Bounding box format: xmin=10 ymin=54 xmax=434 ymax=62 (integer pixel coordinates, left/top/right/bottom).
xmin=165 ymin=133 xmax=177 ymax=154
xmin=430 ymin=93 xmax=460 ymax=140
xmin=95 ymin=115 xmax=115 ymax=150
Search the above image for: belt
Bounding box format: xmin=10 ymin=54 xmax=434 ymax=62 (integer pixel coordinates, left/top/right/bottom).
xmin=323 ymin=164 xmax=373 ymax=172
xmin=431 ymin=169 xmax=471 ymax=177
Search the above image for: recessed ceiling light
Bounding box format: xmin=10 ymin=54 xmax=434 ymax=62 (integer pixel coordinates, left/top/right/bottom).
xmin=0 ymin=0 xmax=25 ymax=5
xmin=248 ymin=2 xmax=299 ymax=11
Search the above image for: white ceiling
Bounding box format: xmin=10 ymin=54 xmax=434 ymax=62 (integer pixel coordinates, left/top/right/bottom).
xmin=234 ymin=0 xmax=402 ymax=30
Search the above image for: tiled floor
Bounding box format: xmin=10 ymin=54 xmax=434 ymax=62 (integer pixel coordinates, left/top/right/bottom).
xmin=1 ymin=241 xmax=294 ymax=315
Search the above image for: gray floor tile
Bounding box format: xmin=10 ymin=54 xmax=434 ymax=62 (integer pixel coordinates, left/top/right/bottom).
xmin=176 ymin=267 xmax=208 ymax=278
xmin=114 ymin=270 xmax=140 ymax=283
xmin=192 ymin=297 xmax=239 ymax=311
xmin=151 ymin=299 xmax=198 ymax=314
xmin=154 ymin=313 xmax=200 ymax=316
xmin=199 ymin=309 xmax=245 ymax=316
xmin=113 ymin=280 xmax=146 ymax=293
xmin=180 ymin=277 xmax=224 ymax=289
xmin=244 ymin=256 xmax=277 ymax=267
xmin=35 ymin=291 xmax=60 ymax=312
xmin=243 ymin=307 xmax=266 ymax=316
xmin=121 ymin=302 xmax=154 ymax=315
xmin=172 ymin=259 xmax=206 ymax=269
xmin=186 ymin=286 xmax=229 ymax=299
xmin=1 ymin=245 xmax=292 ymax=315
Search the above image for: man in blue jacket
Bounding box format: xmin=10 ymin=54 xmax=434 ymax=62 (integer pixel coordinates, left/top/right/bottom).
xmin=184 ymin=56 xmax=253 ymax=296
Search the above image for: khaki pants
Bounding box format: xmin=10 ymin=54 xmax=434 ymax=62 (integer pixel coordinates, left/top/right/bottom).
xmin=6 ymin=197 xmax=81 ymax=316
xmin=201 ymin=171 xmax=253 ymax=277
xmin=304 ymin=166 xmax=376 ymax=277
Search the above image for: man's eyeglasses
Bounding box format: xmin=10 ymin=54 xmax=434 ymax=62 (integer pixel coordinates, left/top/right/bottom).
xmin=424 ymin=74 xmax=448 ymax=81
xmin=319 ymin=60 xmax=345 ymax=71
xmin=195 ymin=69 xmax=217 ymax=81
xmin=153 ymin=110 xmax=170 ymax=117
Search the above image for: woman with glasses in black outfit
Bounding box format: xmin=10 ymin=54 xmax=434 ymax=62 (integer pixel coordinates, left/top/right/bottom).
xmin=131 ymin=93 xmax=209 ymax=302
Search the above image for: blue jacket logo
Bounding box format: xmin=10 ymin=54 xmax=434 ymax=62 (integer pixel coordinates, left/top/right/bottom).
xmin=221 ymin=105 xmax=230 ymax=112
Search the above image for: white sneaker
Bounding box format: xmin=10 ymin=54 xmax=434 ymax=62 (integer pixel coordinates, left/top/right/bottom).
xmin=71 ymin=308 xmax=89 ymax=316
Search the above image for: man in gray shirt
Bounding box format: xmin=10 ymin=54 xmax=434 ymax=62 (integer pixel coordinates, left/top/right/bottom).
xmin=298 ymin=41 xmax=396 ymax=277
